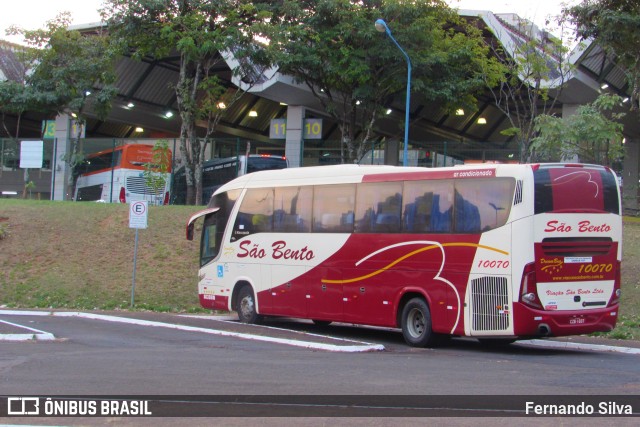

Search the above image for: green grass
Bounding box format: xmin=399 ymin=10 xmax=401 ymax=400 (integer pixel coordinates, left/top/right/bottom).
xmin=0 ymin=199 xmax=639 ymax=340
xmin=0 ymin=199 xmax=204 ymax=312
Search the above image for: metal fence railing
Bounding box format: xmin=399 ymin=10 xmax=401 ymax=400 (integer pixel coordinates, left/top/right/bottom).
xmin=4 ymin=137 xmax=629 ymax=208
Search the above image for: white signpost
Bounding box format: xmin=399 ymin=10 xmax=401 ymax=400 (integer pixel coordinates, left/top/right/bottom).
xmin=129 ymin=201 xmax=148 ymax=307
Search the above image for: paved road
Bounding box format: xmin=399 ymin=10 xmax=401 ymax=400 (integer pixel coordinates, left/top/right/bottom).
xmin=1 ymin=309 xmax=639 ymax=423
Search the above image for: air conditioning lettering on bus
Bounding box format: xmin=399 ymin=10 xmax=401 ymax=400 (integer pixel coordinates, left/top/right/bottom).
xmin=237 ymin=240 xmax=315 ymax=261
xmin=544 ymin=220 xmax=611 ymax=233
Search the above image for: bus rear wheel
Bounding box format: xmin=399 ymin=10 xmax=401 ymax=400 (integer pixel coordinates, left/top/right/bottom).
xmin=236 ymin=285 xmax=261 ymax=324
xmin=401 ymin=297 xmax=436 ymax=347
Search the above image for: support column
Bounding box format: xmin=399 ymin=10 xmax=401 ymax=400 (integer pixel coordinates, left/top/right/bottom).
xmin=384 ymin=139 xmax=399 ymax=166
xmin=51 ymin=114 xmax=84 ymax=201
xmin=622 ymin=139 xmax=639 ymax=214
xmin=285 ymin=106 xmax=305 ymax=168
xmin=52 ymin=114 xmax=72 ymax=201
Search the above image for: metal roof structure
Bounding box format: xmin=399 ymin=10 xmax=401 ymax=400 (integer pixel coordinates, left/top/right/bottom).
xmin=2 ymin=10 xmax=638 ymax=163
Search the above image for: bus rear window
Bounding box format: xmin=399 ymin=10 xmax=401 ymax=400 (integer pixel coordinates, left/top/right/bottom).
xmin=534 ymin=167 xmax=619 ymax=214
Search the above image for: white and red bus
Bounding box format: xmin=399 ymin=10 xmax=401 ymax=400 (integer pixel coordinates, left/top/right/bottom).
xmin=186 ymin=163 xmax=622 ymax=347
xmin=74 ymin=144 xmax=172 ymax=205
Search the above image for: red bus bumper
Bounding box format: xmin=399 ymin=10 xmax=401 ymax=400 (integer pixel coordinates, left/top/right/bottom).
xmin=512 ymin=302 xmax=619 ymax=337
xmin=199 ymin=294 xmax=229 ymax=311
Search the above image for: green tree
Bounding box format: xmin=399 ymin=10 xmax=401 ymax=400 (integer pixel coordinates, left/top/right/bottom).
xmin=143 ymin=140 xmax=172 ymax=205
xmin=273 ymin=0 xmax=500 ymax=164
xmin=481 ymin=18 xmax=573 ymax=162
xmin=4 ymin=13 xmax=118 ymax=199
xmin=103 ymin=0 xmax=278 ymax=205
xmin=564 ymin=0 xmax=640 ymax=110
xmin=0 ymin=43 xmax=31 ymax=139
xmin=532 ymin=94 xmax=625 ymax=166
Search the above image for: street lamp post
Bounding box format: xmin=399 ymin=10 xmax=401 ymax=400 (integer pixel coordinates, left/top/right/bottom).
xmin=375 ymin=18 xmax=412 ymax=167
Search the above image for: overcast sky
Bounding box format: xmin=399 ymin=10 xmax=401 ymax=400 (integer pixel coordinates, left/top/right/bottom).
xmin=1 ymin=0 xmax=577 ymax=45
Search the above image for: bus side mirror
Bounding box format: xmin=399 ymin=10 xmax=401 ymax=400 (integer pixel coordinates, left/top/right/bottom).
xmin=186 ymin=207 xmax=220 ymax=240
xmin=186 ymin=222 xmax=195 ymax=241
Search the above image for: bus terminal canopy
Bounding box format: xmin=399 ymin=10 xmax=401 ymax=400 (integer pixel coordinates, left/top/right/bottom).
xmin=5 ymin=10 xmax=636 ymax=161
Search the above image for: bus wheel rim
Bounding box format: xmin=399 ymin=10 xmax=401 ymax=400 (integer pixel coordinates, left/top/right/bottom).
xmin=240 ymin=296 xmax=254 ymax=318
xmin=407 ymin=308 xmax=425 ymax=338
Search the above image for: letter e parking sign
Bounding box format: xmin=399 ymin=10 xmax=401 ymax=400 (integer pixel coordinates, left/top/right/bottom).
xmin=129 ymin=201 xmax=148 ymax=229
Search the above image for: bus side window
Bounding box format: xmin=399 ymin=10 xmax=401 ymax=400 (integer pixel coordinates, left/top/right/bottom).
xmin=313 ymin=184 xmax=356 ymax=233
xmin=355 ymin=182 xmax=402 ymax=233
xmin=232 ymin=188 xmax=274 ymax=237
xmin=454 ymin=178 xmax=515 ymax=232
xmin=274 ymin=186 xmax=312 ymax=233
xmin=403 ymin=180 xmax=453 ymax=233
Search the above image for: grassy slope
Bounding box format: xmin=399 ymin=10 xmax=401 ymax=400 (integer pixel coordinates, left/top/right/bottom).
xmin=1 ymin=200 xmax=202 ymax=311
xmin=1 ymin=199 xmax=639 ymax=339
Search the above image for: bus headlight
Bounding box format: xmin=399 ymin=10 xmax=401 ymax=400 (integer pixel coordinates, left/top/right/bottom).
xmin=522 ymin=293 xmax=537 ymax=303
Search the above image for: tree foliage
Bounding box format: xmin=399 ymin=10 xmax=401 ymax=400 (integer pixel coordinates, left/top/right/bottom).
xmin=272 ymin=0 xmax=501 ymax=164
xmin=564 ymin=0 xmax=640 ymax=110
xmin=2 ymin=13 xmax=118 ymax=198
xmin=0 ymin=43 xmax=30 ymax=139
xmin=5 ymin=13 xmax=118 ymax=132
xmin=143 ymin=139 xmax=172 ymax=205
xmin=532 ymin=94 xmax=625 ymax=166
xmin=481 ymin=18 xmax=573 ymax=162
xmin=103 ymin=0 xmax=278 ymax=205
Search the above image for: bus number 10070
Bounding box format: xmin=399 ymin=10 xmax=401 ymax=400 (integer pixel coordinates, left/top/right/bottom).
xmin=477 ymin=260 xmax=510 ymax=269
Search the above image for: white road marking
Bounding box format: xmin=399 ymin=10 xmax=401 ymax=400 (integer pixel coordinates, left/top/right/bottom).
xmin=0 ymin=310 xmax=384 ymax=352
xmin=2 ymin=310 xmax=639 ymax=355
xmin=518 ymin=338 xmax=640 ymax=354
xmin=0 ymin=318 xmax=56 ymax=341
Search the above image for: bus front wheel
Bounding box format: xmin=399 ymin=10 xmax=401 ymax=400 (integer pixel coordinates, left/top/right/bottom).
xmin=401 ymin=297 xmax=436 ymax=347
xmin=236 ymin=285 xmax=261 ymax=324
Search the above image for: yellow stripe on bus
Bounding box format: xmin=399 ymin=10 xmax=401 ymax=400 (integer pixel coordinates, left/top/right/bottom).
xmin=321 ymin=242 xmax=509 ymax=285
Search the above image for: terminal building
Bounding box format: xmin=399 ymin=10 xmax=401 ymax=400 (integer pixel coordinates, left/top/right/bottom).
xmin=1 ymin=9 xmax=638 ymax=212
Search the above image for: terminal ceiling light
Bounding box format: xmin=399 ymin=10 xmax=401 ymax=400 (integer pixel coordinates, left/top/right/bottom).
xmin=600 ymin=83 xmax=609 ymax=90
xmin=135 ymin=127 xmax=144 ymax=133
xmin=165 ymin=111 xmax=174 ymax=118
xmin=249 ymin=110 xmax=258 ymax=117
xmin=127 ymin=102 xmax=135 ymax=108
xmin=455 ymin=109 xmax=465 ymax=116
xmin=477 ymin=117 xmax=487 ymax=125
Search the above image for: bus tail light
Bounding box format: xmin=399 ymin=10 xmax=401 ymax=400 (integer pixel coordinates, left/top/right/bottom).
xmin=163 ymin=191 xmax=170 ymax=205
xmin=608 ymin=261 xmax=622 ymax=306
xmin=119 ymin=187 xmax=126 ymax=203
xmin=520 ymin=262 xmax=542 ymax=309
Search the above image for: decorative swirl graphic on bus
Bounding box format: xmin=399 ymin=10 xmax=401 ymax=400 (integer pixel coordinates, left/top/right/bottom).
xmin=552 ymin=171 xmax=599 ymax=198
xmin=321 ymin=240 xmax=509 ymax=334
